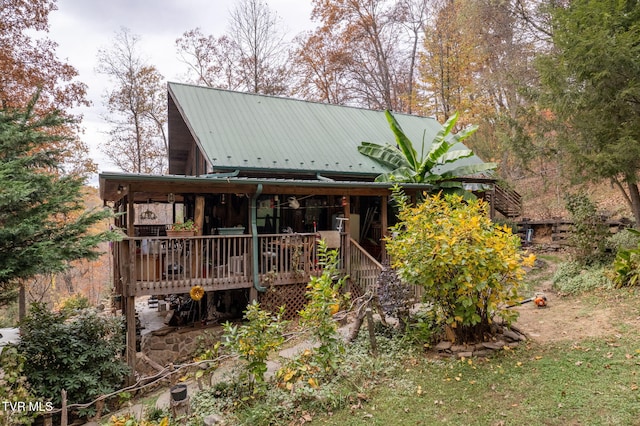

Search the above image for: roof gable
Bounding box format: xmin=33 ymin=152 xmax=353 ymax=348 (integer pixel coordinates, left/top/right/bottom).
xmin=168 ymin=82 xmax=484 ymax=178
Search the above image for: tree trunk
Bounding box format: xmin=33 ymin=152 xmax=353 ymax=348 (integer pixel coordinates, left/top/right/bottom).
xmin=628 ymin=181 xmax=640 ymax=228
xmin=18 ymin=282 xmax=26 ymax=321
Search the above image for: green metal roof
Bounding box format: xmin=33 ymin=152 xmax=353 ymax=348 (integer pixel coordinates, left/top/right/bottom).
xmin=168 ymin=82 xmax=485 ymax=177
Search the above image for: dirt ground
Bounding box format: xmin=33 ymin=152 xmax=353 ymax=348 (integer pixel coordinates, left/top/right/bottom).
xmin=512 ymin=259 xmax=640 ymax=344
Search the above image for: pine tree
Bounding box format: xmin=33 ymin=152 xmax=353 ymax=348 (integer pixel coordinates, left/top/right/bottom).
xmin=0 ymin=96 xmax=119 ymax=306
xmin=537 ymin=0 xmax=640 ymax=226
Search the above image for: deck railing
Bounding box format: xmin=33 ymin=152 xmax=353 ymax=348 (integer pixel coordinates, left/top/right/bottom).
xmin=257 ymin=233 xmax=320 ymax=283
xmin=126 ymin=233 xmax=320 ymax=296
xmin=128 ymin=234 xmax=252 ymax=296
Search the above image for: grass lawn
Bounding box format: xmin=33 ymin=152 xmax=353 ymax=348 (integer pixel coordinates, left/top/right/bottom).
xmin=310 ymin=259 xmax=640 ymax=426
xmin=318 ymin=336 xmax=640 ymax=425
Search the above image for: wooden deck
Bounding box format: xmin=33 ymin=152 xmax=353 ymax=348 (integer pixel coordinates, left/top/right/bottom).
xmin=120 ymin=233 xmax=330 ymax=297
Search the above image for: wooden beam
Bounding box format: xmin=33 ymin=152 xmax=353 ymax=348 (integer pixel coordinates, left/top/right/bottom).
xmin=343 ymin=195 xmax=351 ymax=276
xmin=194 ymin=196 xmax=205 ymax=236
xmin=118 ymin=181 xmax=399 ymax=201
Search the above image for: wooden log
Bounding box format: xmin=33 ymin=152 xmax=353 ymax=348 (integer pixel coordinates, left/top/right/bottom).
xmin=347 ymin=307 xmax=366 ymax=343
xmin=366 ymin=308 xmax=377 ymax=357
xmin=139 ymin=352 xmax=164 ymax=372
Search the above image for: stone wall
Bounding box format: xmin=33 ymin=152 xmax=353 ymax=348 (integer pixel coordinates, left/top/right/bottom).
xmin=137 ymin=325 xmax=223 ymax=375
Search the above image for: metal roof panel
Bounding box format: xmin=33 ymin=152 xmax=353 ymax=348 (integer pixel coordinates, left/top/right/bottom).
xmin=168 ymin=82 xmax=484 ymax=176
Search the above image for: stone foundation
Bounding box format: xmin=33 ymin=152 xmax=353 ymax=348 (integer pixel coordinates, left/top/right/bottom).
xmin=137 ymin=325 xmax=224 ymax=375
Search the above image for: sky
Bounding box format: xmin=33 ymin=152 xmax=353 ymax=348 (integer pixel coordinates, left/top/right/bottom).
xmin=47 ymin=0 xmax=314 ymax=181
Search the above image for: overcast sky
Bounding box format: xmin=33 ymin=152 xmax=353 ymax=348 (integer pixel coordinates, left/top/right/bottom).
xmin=47 ymin=0 xmax=314 ymax=180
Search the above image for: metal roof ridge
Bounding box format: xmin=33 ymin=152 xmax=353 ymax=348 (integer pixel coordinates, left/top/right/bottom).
xmin=166 ymin=81 xmax=414 ymax=117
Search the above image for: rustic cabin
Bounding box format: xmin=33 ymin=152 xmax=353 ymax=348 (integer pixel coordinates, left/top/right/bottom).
xmin=99 ymin=82 xmax=512 ymax=371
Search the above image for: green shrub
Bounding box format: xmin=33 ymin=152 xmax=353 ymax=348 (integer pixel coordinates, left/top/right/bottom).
xmin=386 ymin=188 xmax=534 ymax=343
xmin=17 ymin=303 xmax=129 ymax=411
xmin=613 ymin=229 xmax=640 ymax=288
xmin=402 ymin=308 xmax=439 ymax=348
xmin=296 ymin=243 xmax=347 ymax=375
xmin=0 ymin=300 xmax=18 ymax=327
xmin=222 ymin=301 xmax=288 ymax=392
xmin=552 ymin=262 xmax=613 ymax=294
xmin=0 ymin=346 xmax=39 ymax=426
xmin=608 ymin=228 xmax=640 ymax=252
xmin=191 ymin=335 xmax=413 ymax=426
xmin=564 ymin=193 xmax=609 ymax=264
xmin=58 ymin=294 xmax=91 ymax=314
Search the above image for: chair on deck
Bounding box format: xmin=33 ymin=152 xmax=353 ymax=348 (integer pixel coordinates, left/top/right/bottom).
xmin=228 ymin=254 xmax=247 ymax=275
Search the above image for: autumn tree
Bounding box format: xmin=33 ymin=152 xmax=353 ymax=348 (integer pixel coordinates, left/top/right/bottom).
xmin=420 ymin=0 xmax=486 ymax=123
xmin=176 ymin=0 xmax=291 ymax=95
xmin=305 ymin=0 xmax=423 ymax=111
xmin=96 ymin=28 xmax=167 ymax=174
xmin=418 ymin=0 xmax=543 ymax=180
xmin=176 ymin=29 xmax=241 ymax=90
xmin=536 ymin=0 xmax=640 ymax=226
xmin=24 ymin=188 xmax=112 ymax=310
xmin=0 ymin=0 xmax=87 ymax=111
xmin=290 ymin=28 xmax=355 ymax=104
xmin=397 ymin=0 xmax=430 ymax=113
xmin=0 ymin=96 xmax=119 ymax=307
xmin=230 ymin=0 xmax=290 ymax=94
xmin=0 ymin=0 xmax=95 ymax=176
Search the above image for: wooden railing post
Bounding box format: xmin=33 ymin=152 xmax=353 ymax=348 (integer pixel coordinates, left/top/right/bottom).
xmin=60 ymin=389 xmax=67 ymax=426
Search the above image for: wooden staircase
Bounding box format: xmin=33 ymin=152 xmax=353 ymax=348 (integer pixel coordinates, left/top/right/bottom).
xmin=348 ymin=238 xmax=383 ymax=294
xmin=492 ymin=184 xmax=522 ymax=218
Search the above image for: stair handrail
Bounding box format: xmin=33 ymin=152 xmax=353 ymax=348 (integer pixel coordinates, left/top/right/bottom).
xmin=348 ymin=238 xmax=383 ymax=294
xmin=350 ymin=238 xmax=384 ymax=269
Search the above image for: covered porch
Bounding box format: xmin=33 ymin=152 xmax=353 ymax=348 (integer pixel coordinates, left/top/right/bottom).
xmin=101 ymin=172 xmax=412 ymax=372
xmin=100 ymin=172 xmax=403 ymax=299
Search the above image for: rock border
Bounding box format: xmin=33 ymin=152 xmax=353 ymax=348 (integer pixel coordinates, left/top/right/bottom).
xmin=432 ymin=326 xmax=527 ymax=359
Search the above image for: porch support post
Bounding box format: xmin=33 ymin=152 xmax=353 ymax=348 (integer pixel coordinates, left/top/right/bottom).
xmin=250 ymin=184 xmax=266 ymax=298
xmin=194 ymin=196 xmax=205 ymax=236
xmin=125 ymin=295 xmax=136 ymax=384
xmin=343 ymin=195 xmax=351 ymax=276
xmin=125 ymin=193 xmax=137 ymax=383
xmin=380 ymin=195 xmax=388 ymax=262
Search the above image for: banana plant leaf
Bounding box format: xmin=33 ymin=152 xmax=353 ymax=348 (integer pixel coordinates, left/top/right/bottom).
xmin=358 ymin=110 xmax=494 ymax=189
xmin=357 ymin=141 xmax=409 ymax=170
xmin=374 ymin=167 xmax=417 ymax=183
xmin=385 ymin=110 xmax=419 ymax=170
xmin=437 ymin=149 xmax=474 ymax=166
xmin=438 ymin=162 xmax=498 ymax=180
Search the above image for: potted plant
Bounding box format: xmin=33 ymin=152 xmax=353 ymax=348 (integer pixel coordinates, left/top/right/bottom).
xmin=166 ymin=219 xmax=198 ymax=237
